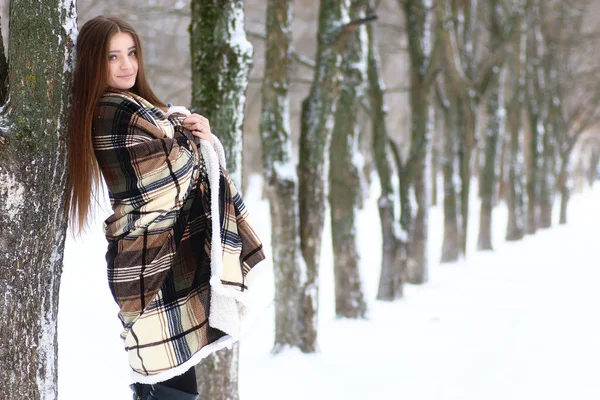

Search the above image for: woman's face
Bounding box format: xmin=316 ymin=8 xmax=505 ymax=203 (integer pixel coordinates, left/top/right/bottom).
xmin=106 ymin=32 xmax=138 ymax=90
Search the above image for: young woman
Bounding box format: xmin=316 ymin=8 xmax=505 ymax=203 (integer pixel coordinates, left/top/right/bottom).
xmin=67 ymin=16 xmax=265 ymax=400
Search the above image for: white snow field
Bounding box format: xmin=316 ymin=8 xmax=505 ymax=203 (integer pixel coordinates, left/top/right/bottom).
xmin=58 ymin=178 xmax=600 ymax=400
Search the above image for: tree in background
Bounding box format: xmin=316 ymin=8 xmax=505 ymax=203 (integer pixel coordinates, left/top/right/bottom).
xmin=396 ymin=0 xmax=439 ymax=284
xmin=329 ymin=0 xmax=369 ymax=318
xmin=504 ymin=0 xmax=528 ymax=241
xmin=297 ymin=0 xmax=360 ymax=351
xmin=0 ymin=0 xmax=76 ymax=397
xmin=367 ymin=2 xmax=404 ymax=300
xmin=477 ymin=0 xmax=510 ymax=250
xmin=435 ymin=76 xmax=462 ymax=262
xmin=190 ymin=0 xmax=253 ymax=398
xmin=438 ymin=0 xmax=517 ymax=255
xmin=259 ymin=0 xmax=309 ymax=351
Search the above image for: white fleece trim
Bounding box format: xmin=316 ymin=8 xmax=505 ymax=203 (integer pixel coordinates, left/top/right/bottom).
xmin=129 ymin=334 xmax=235 ymax=384
xmin=165 ymin=105 xmax=191 ymax=118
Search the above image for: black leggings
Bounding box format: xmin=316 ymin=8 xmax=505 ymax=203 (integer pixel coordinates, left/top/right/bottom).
xmin=159 ymin=366 xmax=197 ymax=394
xmin=133 ymin=366 xmax=197 ymax=398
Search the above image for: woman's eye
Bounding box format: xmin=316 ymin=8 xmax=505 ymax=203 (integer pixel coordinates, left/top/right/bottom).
xmin=129 ymin=50 xmax=137 ymax=57
xmin=108 ymin=55 xmax=117 ymax=61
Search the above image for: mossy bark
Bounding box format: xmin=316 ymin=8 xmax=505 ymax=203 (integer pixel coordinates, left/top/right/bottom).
xmin=190 ymin=1 xmax=252 ymax=398
xmin=0 ymin=1 xmax=76 ymax=398
xmin=329 ymin=0 xmax=368 ymax=319
xmin=260 ymin=0 xmax=307 ymax=352
xmin=298 ymin=0 xmax=350 ymax=352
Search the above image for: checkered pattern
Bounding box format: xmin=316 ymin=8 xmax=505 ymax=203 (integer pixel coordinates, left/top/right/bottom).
xmin=92 ymin=90 xmax=264 ymax=382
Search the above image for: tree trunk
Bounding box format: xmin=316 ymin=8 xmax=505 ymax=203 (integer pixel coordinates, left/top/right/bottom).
xmin=190 ymin=1 xmax=253 ymax=397
xmin=298 ymin=0 xmax=350 ymax=352
xmin=477 ymin=67 xmax=505 ymax=251
xmin=402 ymin=0 xmax=435 ymax=285
xmin=559 ymin=171 xmax=570 ymax=225
xmin=505 ymin=116 xmax=526 ymax=242
xmin=524 ymin=0 xmax=545 ymax=235
xmin=367 ymin=21 xmax=404 ymax=301
xmin=587 ymin=148 xmax=599 ymax=187
xmin=437 ymin=84 xmax=461 ymax=263
xmin=457 ymin=97 xmax=476 ymax=255
xmin=260 ymin=0 xmax=307 ymax=352
xmin=538 ymin=119 xmax=556 ymax=229
xmin=406 ymin=95 xmax=431 ymax=283
xmin=329 ymin=0 xmax=367 ymax=318
xmin=431 ymin=117 xmax=439 ymax=207
xmin=0 ymin=1 xmax=76 ymax=398
xmin=505 ymin=6 xmax=527 ymax=242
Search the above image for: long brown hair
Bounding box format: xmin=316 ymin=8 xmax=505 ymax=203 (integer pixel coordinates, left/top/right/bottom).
xmin=67 ymin=16 xmax=165 ymax=233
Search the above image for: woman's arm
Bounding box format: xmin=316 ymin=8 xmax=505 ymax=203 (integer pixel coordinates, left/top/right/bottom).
xmin=92 ymin=94 xmax=199 ymax=238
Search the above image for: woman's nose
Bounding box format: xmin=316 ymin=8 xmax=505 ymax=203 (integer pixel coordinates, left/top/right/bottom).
xmin=120 ymin=58 xmax=131 ymax=70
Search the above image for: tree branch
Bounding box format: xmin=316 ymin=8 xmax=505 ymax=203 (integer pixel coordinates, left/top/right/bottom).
xmin=246 ymin=30 xmax=266 ymax=41
xmin=331 ymin=14 xmax=378 ymax=52
xmin=385 ymin=85 xmax=411 ymax=94
xmin=423 ymin=36 xmax=443 ymax=88
xmin=291 ymin=48 xmax=316 ymax=69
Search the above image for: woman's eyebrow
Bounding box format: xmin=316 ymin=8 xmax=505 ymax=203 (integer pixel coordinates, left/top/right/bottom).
xmin=109 ymin=46 xmax=136 ymax=54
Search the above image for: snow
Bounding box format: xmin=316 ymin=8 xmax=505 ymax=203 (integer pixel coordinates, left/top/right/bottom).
xmin=0 ymin=169 xmax=25 ymax=222
xmin=58 ymin=177 xmax=600 ymax=399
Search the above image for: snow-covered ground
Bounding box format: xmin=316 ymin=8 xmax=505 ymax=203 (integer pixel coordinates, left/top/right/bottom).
xmin=58 ymin=178 xmax=600 ymax=399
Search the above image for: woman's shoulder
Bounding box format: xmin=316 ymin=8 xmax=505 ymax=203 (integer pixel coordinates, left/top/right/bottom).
xmin=99 ymin=89 xmax=162 ymax=116
xmin=99 ymin=89 xmax=140 ymax=108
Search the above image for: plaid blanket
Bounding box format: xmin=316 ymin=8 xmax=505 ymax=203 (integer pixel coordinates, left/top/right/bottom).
xmin=92 ymin=89 xmax=265 ymax=384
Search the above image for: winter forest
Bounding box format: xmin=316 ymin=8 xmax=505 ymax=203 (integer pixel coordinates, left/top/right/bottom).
xmin=0 ymin=0 xmax=599 ymax=399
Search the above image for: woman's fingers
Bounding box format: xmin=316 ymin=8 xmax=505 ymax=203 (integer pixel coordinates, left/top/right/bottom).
xmin=184 ymin=119 xmax=211 ymax=135
xmin=191 ymin=130 xmax=214 ymax=144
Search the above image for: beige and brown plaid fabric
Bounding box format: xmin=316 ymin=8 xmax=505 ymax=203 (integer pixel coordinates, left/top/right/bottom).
xmin=92 ymin=89 xmax=265 ymax=383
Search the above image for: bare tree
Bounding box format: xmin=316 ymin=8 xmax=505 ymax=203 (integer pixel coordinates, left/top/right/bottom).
xmin=505 ymin=0 xmax=528 ymax=241
xmin=259 ymin=0 xmax=309 ymax=352
xmin=297 ymin=0 xmax=372 ymax=351
xmin=436 ymin=78 xmax=462 ymax=262
xmin=329 ymin=0 xmax=369 ymax=318
xmin=0 ymin=0 xmax=76 ymax=398
xmin=368 ymin=6 xmax=404 ymax=300
xmin=477 ymin=0 xmax=509 ymax=251
xmin=438 ymin=0 xmax=518 ymax=254
xmin=190 ymin=0 xmax=253 ymax=398
xmin=394 ymin=0 xmax=439 ymax=283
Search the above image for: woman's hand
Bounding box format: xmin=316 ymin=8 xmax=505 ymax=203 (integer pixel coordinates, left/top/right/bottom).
xmin=183 ymin=113 xmax=213 ymax=144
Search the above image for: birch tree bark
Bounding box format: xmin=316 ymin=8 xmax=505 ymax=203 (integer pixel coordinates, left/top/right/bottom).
xmin=329 ymin=0 xmax=368 ymax=318
xmin=0 ymin=1 xmax=76 ymax=398
xmin=190 ymin=0 xmax=253 ymax=397
xmin=367 ymin=15 xmax=404 ymax=301
xmin=259 ymin=0 xmax=308 ymax=351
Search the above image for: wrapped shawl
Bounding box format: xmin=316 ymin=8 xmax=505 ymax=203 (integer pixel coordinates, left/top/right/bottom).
xmin=92 ymin=89 xmax=265 ymax=384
